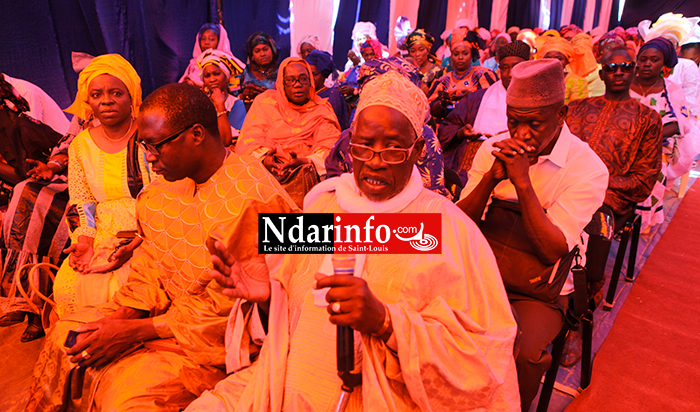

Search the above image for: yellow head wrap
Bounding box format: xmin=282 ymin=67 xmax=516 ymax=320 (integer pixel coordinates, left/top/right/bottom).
xmin=537 ymin=36 xmax=575 ymax=63
xmin=65 ymin=54 xmax=142 ymax=120
xmin=570 ymin=33 xmax=599 ymax=77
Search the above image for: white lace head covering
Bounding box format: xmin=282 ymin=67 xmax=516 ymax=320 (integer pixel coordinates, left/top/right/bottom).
xmin=354 ymin=70 xmax=428 ymax=138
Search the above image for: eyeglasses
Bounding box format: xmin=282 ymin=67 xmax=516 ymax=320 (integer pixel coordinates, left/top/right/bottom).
xmin=349 ymin=141 xmax=417 ymax=164
xmin=601 ymin=62 xmax=635 ymax=73
xmin=283 ymin=75 xmax=311 ymax=87
xmin=138 ymin=123 xmax=196 ymax=156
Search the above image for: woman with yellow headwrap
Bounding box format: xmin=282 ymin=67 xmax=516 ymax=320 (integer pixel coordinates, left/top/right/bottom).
xmin=538 ymin=36 xmax=590 ymax=103
xmin=197 ymin=48 xmax=246 ymax=146
xmin=571 ymin=33 xmax=605 ymax=97
xmin=54 ymin=54 xmax=155 ymax=318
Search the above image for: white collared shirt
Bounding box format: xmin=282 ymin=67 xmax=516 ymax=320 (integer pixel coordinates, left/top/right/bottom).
xmin=461 ymin=123 xmax=609 ymax=295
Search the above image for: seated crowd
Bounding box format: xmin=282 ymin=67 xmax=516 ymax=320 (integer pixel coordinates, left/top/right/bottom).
xmin=0 ymin=11 xmax=699 ymax=412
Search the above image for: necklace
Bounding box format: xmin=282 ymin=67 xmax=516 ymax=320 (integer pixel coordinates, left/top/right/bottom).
xmin=103 ymin=117 xmax=133 ymax=142
xmin=254 ymin=65 xmax=270 ymax=76
xmin=637 ymin=78 xmax=661 ymax=97
xmin=453 ymin=68 xmax=470 ymax=81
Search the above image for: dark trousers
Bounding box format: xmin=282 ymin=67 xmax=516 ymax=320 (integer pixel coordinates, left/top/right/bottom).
xmin=586 ymin=205 xmax=634 ymax=292
xmin=511 ymin=296 xmax=568 ymax=411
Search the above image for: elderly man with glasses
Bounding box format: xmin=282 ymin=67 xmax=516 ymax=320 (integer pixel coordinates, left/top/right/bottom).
xmin=26 ymin=83 xmax=297 ymax=412
xmin=185 ymin=70 xmax=520 ymax=411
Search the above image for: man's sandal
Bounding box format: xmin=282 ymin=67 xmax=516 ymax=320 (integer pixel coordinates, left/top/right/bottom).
xmin=21 ymin=323 xmax=45 ymax=342
xmin=0 ymin=311 xmax=26 ymax=327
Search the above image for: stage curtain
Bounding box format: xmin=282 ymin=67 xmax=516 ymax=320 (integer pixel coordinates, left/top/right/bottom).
xmin=620 ymin=0 xmax=697 ymax=28
xmin=222 ymin=0 xmax=291 ymax=66
xmin=332 ymin=0 xmax=360 ymax=70
xmin=359 ymin=0 xmax=392 ymax=45
xmin=609 ymin=0 xmax=621 ymax=29
xmin=560 ymin=0 xmax=575 ymax=28
xmin=490 ymin=0 xmax=510 ymax=32
xmin=388 ymin=0 xmax=420 ymax=53
xmin=570 ymin=0 xmax=587 ymax=28
xmin=0 ymin=0 xmax=216 ymax=109
xmin=445 ymin=0 xmax=478 ymax=33
xmin=477 ymin=0 xmax=493 ymax=30
xmin=290 ymin=0 xmax=338 ymax=56
xmin=506 ymin=0 xmax=540 ymax=32
xmin=583 ymin=0 xmax=599 ymax=32
xmin=416 ymin=0 xmax=449 ymax=54
xmin=550 ymin=0 xmax=564 ymax=30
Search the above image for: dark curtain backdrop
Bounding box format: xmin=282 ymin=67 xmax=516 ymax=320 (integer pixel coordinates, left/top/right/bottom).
xmin=0 ymin=0 xmax=217 ymax=110
xmin=570 ymin=0 xmax=587 ymax=28
xmin=592 ymin=0 xmax=603 ymax=27
xmin=221 ymin=0 xmax=291 ymax=67
xmin=609 ymin=0 xmax=621 ymax=29
xmin=333 ymin=0 xmax=361 ymax=69
xmin=359 ymin=0 xmax=391 ymax=45
xmin=551 ymin=0 xmax=565 ymax=30
xmin=620 ymin=0 xmax=697 ymax=29
xmin=331 ymin=0 xmax=391 ymax=70
xmin=478 ymin=0 xmax=493 ymax=30
xmin=416 ymin=0 xmax=449 ymax=55
xmin=506 ymin=0 xmax=540 ymax=32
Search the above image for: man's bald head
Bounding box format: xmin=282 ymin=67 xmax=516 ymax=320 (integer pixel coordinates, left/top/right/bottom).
xmin=140 ymin=83 xmax=219 ymax=140
xmin=138 ymin=83 xmax=226 ymax=183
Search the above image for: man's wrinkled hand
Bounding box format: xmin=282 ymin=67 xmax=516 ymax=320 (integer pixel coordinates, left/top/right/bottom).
xmin=66 ymin=318 xmax=140 ymax=368
xmin=314 ymin=273 xmax=386 ymax=336
xmin=492 ymin=138 xmax=534 ymax=188
xmin=209 ymin=240 xmax=271 ymax=303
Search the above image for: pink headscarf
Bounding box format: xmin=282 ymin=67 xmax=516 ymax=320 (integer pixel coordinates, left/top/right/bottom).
xmin=179 ymin=23 xmax=234 ymax=87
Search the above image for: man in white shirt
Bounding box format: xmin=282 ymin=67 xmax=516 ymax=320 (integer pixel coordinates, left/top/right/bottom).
xmin=457 ymin=59 xmax=609 ymax=411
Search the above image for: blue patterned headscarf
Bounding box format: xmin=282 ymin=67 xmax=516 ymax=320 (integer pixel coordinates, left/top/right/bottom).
xmin=639 ymin=37 xmax=679 ymax=68
xmin=356 ymin=57 xmax=422 ymax=90
xmin=305 ymin=50 xmax=336 ymax=78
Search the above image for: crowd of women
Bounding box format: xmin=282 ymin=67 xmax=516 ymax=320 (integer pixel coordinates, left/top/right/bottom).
xmin=0 ymin=10 xmax=699 ymax=409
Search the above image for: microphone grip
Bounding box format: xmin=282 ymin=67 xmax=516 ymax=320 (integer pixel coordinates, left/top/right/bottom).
xmin=337 ymin=325 xmax=354 ymax=373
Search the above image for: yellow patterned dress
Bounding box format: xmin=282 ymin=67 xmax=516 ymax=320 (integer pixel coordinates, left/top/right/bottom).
xmin=53 ymin=129 xmax=153 ymax=318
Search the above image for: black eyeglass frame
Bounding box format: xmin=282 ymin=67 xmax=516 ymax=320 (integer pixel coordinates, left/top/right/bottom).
xmin=138 ymin=123 xmax=197 ymax=155
xmin=348 ymin=140 xmax=418 ymax=164
xmin=282 ymin=75 xmax=311 ymax=87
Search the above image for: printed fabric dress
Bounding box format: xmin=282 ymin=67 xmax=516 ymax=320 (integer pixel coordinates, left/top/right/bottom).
xmin=631 ymin=89 xmax=673 ymax=230
xmin=427 ymin=66 xmax=498 ymax=102
xmin=53 ymin=129 xmax=153 ymax=318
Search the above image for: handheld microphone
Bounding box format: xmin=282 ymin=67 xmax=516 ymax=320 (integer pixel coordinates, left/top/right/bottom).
xmin=331 ymin=255 xmax=361 ymax=411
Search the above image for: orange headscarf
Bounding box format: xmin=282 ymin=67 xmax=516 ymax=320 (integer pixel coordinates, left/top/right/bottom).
xmin=65 ymin=54 xmax=141 ymax=120
xmin=235 ymin=57 xmax=340 ymax=157
xmin=537 ymin=36 xmax=574 ymax=62
xmin=570 ymin=33 xmax=599 ymax=77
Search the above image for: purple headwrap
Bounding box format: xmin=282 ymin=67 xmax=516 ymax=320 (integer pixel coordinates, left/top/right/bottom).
xmin=305 ymin=50 xmax=336 ymax=79
xmin=639 ymin=37 xmax=678 ymax=68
